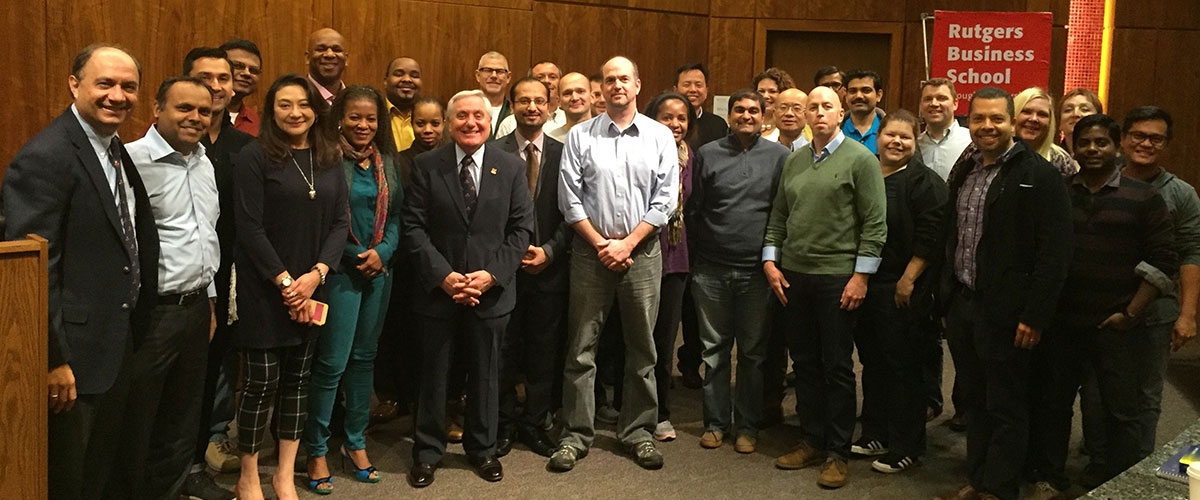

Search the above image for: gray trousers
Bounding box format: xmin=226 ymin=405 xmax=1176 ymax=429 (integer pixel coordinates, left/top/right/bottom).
xmin=559 ymin=237 xmax=661 ymax=450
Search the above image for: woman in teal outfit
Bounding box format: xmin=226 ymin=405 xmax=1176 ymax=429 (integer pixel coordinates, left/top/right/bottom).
xmin=304 ymin=85 xmax=403 ymax=493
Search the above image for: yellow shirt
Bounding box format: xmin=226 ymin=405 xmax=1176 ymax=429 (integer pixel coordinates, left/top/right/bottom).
xmin=387 ymin=100 xmax=415 ymax=151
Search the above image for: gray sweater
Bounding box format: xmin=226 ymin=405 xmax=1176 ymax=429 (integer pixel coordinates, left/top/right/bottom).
xmin=686 ymin=134 xmax=790 ymax=268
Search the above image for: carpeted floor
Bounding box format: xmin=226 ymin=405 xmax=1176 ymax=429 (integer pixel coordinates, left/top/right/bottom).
xmin=206 ymin=342 xmax=1200 ymax=500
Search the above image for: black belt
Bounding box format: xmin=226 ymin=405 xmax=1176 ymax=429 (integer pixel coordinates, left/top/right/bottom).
xmin=158 ymin=288 xmax=207 ymax=306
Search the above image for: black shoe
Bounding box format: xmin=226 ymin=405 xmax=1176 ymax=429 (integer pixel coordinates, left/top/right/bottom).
xmin=408 ymin=462 xmax=436 ymax=488
xmin=945 ymin=412 xmax=968 ymax=432
xmin=468 ymin=455 xmax=504 ymax=482
xmin=496 ymin=429 xmax=515 ymax=457
xmin=519 ymin=427 xmax=558 ymax=457
xmin=182 ymin=471 xmax=235 ymax=500
xmin=680 ymin=367 xmax=703 ymax=389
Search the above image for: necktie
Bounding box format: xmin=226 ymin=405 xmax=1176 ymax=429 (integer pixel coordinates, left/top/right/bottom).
xmin=108 ymin=138 xmax=141 ymax=296
xmin=460 ymin=155 xmax=478 ymax=217
xmin=524 ymin=142 xmax=540 ymax=199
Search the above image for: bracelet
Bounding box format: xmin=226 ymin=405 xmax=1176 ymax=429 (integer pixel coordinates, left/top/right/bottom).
xmin=311 ymin=266 xmax=326 ymax=286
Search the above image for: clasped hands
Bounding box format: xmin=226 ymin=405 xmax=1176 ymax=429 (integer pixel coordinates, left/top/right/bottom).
xmin=441 ymin=270 xmax=495 ymax=306
xmin=280 ymin=270 xmax=320 ymax=324
xmin=596 ymin=238 xmax=634 ymax=272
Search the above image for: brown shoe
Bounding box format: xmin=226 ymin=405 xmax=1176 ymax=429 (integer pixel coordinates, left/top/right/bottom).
xmin=775 ymin=441 xmax=825 ymax=470
xmin=447 ymin=421 xmax=464 ymax=443
xmin=700 ymin=430 xmax=723 ymax=449
xmin=817 ymin=457 xmax=848 ymax=489
xmin=933 ymin=484 xmax=978 ymax=500
xmin=734 ymin=435 xmax=756 ymax=454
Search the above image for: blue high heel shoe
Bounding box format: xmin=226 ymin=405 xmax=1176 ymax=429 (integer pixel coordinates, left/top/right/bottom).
xmin=341 ymin=447 xmax=381 ymax=483
xmin=307 ymin=458 xmax=334 ymax=495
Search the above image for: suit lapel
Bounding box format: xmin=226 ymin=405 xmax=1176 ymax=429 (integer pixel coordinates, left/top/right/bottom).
xmin=437 ymin=147 xmax=470 ymax=224
xmin=476 ymin=148 xmax=500 ymax=220
xmin=66 ymin=116 xmax=125 ymax=242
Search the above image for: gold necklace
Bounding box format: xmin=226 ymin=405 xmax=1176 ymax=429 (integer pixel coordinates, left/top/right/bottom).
xmin=292 ymin=149 xmax=316 ymax=199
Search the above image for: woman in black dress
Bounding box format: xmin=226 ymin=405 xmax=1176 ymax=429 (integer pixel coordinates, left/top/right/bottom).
xmin=232 ymin=74 xmax=349 ymax=500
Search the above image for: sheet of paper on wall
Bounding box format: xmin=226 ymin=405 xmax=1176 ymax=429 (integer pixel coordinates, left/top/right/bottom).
xmin=713 ymin=95 xmax=730 ymax=123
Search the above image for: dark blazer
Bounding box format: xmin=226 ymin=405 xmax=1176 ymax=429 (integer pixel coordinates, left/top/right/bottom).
xmin=402 ymin=143 xmax=534 ymax=319
xmin=941 ymin=140 xmax=1072 ymax=339
xmin=2 ymin=109 xmax=160 ymax=394
xmin=687 ymin=110 xmax=729 ymax=151
xmin=494 ymin=133 xmax=572 ymax=291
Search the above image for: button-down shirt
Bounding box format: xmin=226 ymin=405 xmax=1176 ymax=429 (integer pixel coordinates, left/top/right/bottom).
xmin=387 ymin=99 xmax=415 ymax=151
xmin=126 ymin=125 xmax=221 ymax=297
xmin=71 ymin=104 xmax=136 ymax=220
xmin=494 ymin=108 xmax=566 ymax=140
xmin=229 ymin=103 xmax=260 ymax=136
xmin=307 ymin=74 xmax=344 ymax=105
xmin=513 ymin=130 xmax=544 ymax=164
xmin=842 ymin=112 xmax=881 ymax=154
xmin=918 ymin=120 xmax=972 ymax=180
xmin=559 ymin=112 xmax=678 ymax=239
xmin=954 ymin=142 xmax=1018 ymax=289
xmin=454 ymin=143 xmax=486 ymax=188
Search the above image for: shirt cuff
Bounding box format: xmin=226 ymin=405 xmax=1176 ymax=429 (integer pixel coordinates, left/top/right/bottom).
xmin=762 ymin=246 xmax=779 ymax=262
xmin=1135 ymin=260 xmax=1175 ymax=296
xmin=207 ymin=282 xmax=217 ymax=299
xmin=642 ymin=209 xmax=669 ymax=228
xmin=563 ymin=207 xmax=588 ymax=225
xmin=854 ymin=256 xmax=882 ymax=274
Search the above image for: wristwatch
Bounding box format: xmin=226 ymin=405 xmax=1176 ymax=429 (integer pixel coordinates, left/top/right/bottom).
xmin=279 ymin=275 xmax=293 ymax=289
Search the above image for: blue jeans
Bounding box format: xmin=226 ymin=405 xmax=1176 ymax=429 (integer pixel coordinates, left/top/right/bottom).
xmin=691 ymin=261 xmax=770 ymax=437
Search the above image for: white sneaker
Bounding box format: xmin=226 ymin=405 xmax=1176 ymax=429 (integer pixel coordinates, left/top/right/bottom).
xmin=654 ymin=420 xmax=677 ymax=441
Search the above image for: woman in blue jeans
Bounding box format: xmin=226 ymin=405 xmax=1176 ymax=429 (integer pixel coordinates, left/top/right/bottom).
xmin=303 ymin=85 xmax=403 ymax=493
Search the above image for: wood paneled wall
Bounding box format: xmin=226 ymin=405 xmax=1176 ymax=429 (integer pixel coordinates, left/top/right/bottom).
xmin=0 ymin=0 xmax=1194 ymax=185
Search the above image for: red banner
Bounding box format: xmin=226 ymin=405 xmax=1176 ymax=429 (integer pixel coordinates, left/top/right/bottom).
xmin=931 ymin=10 xmax=1053 ymax=111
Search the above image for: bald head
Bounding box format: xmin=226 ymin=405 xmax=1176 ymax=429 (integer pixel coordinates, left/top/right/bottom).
xmin=306 ymin=28 xmax=347 ymax=87
xmin=776 ymin=88 xmax=808 ymax=138
xmin=559 ymin=72 xmax=592 ymax=120
xmin=601 ymin=56 xmax=641 ymax=114
xmin=805 ymin=86 xmax=844 ymax=142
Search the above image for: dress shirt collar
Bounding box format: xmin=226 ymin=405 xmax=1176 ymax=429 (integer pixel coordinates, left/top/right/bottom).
xmin=387 ymin=98 xmax=411 ymax=119
xmin=922 ymin=119 xmax=964 ymax=144
xmin=1070 ymin=167 xmax=1122 ymax=190
xmin=812 ymin=130 xmax=846 ymax=162
xmin=71 ymin=103 xmax=117 ymax=153
xmin=514 ymin=129 xmax=544 ymax=156
xmin=454 ymin=143 xmax=486 ymax=186
xmin=307 ymin=73 xmax=344 ymax=104
xmin=142 ymin=124 xmax=207 ymax=164
xmin=969 ymin=141 xmax=1019 ymax=171
xmin=598 ymin=111 xmax=643 ymax=136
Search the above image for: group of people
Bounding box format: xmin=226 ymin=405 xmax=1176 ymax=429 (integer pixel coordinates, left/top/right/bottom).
xmin=2 ymin=26 xmax=1193 ymax=500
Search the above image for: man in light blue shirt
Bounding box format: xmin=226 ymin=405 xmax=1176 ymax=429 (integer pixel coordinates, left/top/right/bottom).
xmin=123 ymin=75 xmax=221 ymax=500
xmin=551 ymin=56 xmax=678 ymax=473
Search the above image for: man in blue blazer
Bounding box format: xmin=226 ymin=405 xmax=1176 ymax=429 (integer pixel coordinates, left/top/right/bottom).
xmin=402 ymin=89 xmax=534 ymax=488
xmin=2 ymin=44 xmax=160 ymax=500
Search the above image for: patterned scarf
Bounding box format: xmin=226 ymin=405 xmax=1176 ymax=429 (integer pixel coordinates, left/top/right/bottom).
xmin=668 ymin=142 xmax=688 ymax=245
xmin=340 ymin=135 xmax=389 ymax=248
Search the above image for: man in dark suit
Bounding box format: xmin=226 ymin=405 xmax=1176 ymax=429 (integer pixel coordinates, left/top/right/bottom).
xmin=493 ymin=77 xmax=572 ymax=458
xmin=2 ymin=44 xmax=160 ymax=500
xmin=934 ymin=87 xmax=1072 ymax=500
xmin=675 ymin=62 xmax=728 ymax=151
xmin=402 ymin=89 xmax=534 ymax=488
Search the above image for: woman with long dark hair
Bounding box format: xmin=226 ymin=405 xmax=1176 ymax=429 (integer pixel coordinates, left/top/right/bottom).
xmin=232 ymin=73 xmax=348 ymax=500
xmin=303 ymin=85 xmax=402 ymax=493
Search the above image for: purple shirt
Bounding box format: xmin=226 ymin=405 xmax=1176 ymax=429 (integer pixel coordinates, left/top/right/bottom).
xmin=660 ymin=146 xmax=693 ymax=275
xmin=953 ymin=143 xmax=1016 ymax=289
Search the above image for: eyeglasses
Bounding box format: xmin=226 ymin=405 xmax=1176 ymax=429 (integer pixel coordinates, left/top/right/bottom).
xmin=230 ymin=61 xmax=262 ymax=76
xmin=477 ymin=67 xmax=510 ymax=76
xmin=776 ymin=104 xmax=805 ymax=114
xmin=820 ymin=82 xmax=843 ymax=90
xmin=1127 ymin=132 xmax=1169 ymax=148
xmin=514 ymin=97 xmax=548 ymax=106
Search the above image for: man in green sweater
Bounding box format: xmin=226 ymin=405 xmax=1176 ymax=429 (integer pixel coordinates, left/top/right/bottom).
xmin=763 ymin=86 xmax=887 ymax=489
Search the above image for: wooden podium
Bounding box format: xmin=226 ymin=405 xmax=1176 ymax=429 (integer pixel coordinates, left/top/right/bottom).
xmin=0 ymin=235 xmax=48 ymax=499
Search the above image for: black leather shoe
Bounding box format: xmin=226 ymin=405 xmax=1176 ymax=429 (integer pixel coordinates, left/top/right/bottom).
xmin=496 ymin=429 xmax=515 ymax=457
xmin=468 ymin=455 xmax=504 ymax=482
xmin=408 ymin=462 xmax=436 ymax=488
xmin=520 ymin=427 xmax=557 ymax=457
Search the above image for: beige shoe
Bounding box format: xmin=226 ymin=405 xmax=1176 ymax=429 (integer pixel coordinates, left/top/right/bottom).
xmin=817 ymin=457 xmax=848 ymax=489
xmin=933 ymin=484 xmax=979 ymax=500
xmin=734 ymin=435 xmax=756 ymax=454
xmin=205 ymin=438 xmax=240 ymax=473
xmin=700 ymin=430 xmax=723 ymax=449
xmin=774 ymin=441 xmax=825 ymax=470
xmin=1027 ymin=481 xmax=1064 ymax=500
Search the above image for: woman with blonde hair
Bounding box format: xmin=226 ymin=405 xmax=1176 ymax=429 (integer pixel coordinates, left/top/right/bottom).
xmin=1013 ymin=87 xmax=1077 ymax=176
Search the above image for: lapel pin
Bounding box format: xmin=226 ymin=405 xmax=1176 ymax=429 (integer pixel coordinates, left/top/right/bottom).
xmin=490 ymin=168 xmax=497 ymax=175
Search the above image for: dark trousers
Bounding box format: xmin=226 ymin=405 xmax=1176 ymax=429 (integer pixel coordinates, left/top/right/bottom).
xmin=653 ymin=272 xmax=689 ymax=422
xmin=500 ymin=283 xmax=567 ymax=433
xmin=675 ymin=282 xmax=702 ymax=372
xmin=375 ymin=265 xmax=418 ymax=407
xmin=946 ymin=289 xmax=1030 ymax=500
xmin=855 ymin=282 xmax=928 ymax=457
xmin=763 ymin=302 xmax=789 ymax=419
xmin=413 ymin=312 xmax=505 ymax=464
xmin=49 ymin=345 xmax=134 ymax=500
xmin=110 ymin=298 xmax=209 ymax=500
xmin=779 ymin=271 xmax=857 ymax=460
xmin=193 ymin=313 xmax=237 ymax=464
xmin=237 ymin=341 xmax=316 ymax=453
xmin=924 ymin=328 xmax=946 ymax=412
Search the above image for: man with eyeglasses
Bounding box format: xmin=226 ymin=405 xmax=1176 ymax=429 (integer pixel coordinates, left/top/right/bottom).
xmin=220 ymin=39 xmax=262 ymax=136
xmin=475 ymin=51 xmax=514 ymax=137
xmin=494 ymin=61 xmax=566 ymax=139
xmin=1118 ymin=106 xmax=1200 ymax=473
xmin=813 ymin=66 xmax=847 ymax=103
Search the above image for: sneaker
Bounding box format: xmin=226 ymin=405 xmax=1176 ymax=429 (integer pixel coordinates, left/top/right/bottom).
xmin=631 ymin=441 xmax=664 ymax=470
xmin=595 ymin=404 xmax=620 ymax=425
xmin=654 ymin=420 xmax=677 ymax=441
xmin=850 ymin=437 xmax=888 ymax=457
xmin=775 ymin=441 xmax=825 ymax=470
xmin=871 ymin=453 xmax=917 ymax=473
xmin=182 ymin=470 xmax=236 ymax=500
xmin=1027 ymin=481 xmax=1065 ymax=500
xmin=205 ymin=438 xmax=240 ymax=473
xmin=734 ymin=435 xmax=756 ymax=454
xmin=700 ymin=430 xmax=723 ymax=449
xmin=547 ymin=445 xmax=584 ymax=473
xmin=817 ymin=457 xmax=848 ymax=488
